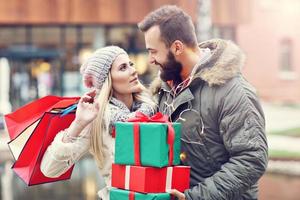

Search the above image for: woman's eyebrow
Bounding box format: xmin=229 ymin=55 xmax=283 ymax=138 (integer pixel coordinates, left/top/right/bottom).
xmin=118 ymin=62 xmax=127 ymax=67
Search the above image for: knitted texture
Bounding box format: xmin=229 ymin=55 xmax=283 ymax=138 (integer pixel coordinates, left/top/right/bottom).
xmin=80 ymin=46 xmax=127 ymax=89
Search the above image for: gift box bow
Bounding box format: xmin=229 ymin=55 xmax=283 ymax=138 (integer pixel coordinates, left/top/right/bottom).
xmin=126 ymin=112 xmax=169 ymax=123
xmin=126 ymin=112 xmax=175 ymax=166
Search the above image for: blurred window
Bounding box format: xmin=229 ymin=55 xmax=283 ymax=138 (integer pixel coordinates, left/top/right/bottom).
xmin=0 ymin=27 xmax=26 ymax=47
xmin=32 ymin=27 xmax=60 ymax=48
xmin=213 ymin=25 xmax=236 ymax=41
xmin=279 ymin=38 xmax=297 ymax=80
xmin=280 ymin=38 xmax=293 ymax=72
xmin=82 ymin=26 xmax=106 ymax=50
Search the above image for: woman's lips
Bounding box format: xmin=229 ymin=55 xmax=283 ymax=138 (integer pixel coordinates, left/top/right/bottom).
xmin=130 ymin=77 xmax=138 ymax=83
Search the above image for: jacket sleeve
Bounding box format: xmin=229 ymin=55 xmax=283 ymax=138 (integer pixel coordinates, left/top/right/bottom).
xmin=185 ymin=82 xmax=268 ymax=200
xmin=40 ymin=124 xmax=91 ymax=178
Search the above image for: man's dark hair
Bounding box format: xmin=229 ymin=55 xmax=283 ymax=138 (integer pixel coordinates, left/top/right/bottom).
xmin=138 ymin=5 xmax=198 ymax=48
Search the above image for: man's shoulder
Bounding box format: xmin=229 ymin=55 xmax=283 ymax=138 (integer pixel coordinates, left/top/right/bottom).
xmin=210 ymin=75 xmax=257 ymax=101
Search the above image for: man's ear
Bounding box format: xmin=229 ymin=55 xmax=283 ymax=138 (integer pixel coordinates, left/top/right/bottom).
xmin=171 ymin=40 xmax=184 ymax=56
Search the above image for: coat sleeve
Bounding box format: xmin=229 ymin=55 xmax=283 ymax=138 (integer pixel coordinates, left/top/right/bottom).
xmin=40 ymin=124 xmax=91 ymax=178
xmin=185 ymin=82 xmax=268 ymax=200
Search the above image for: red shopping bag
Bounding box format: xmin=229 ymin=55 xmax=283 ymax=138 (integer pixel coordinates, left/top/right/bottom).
xmin=5 ymin=95 xmax=79 ymax=140
xmin=4 ymin=96 xmax=79 ymax=186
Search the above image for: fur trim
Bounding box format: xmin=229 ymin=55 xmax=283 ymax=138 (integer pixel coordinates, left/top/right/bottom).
xmin=195 ymin=39 xmax=246 ymax=86
xmin=149 ymin=76 xmax=162 ymax=96
xmin=149 ymin=39 xmax=246 ymax=94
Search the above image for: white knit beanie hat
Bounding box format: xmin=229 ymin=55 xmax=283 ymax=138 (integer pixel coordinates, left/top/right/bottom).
xmin=80 ymin=46 xmax=127 ymax=89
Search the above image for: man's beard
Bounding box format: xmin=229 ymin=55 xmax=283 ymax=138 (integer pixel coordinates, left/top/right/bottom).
xmin=156 ymin=51 xmax=183 ymax=87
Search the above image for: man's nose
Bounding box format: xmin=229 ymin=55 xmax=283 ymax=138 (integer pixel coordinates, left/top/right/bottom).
xmin=149 ymin=55 xmax=156 ymax=64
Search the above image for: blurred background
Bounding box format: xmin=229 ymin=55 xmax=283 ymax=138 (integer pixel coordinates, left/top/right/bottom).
xmin=0 ymin=0 xmax=300 ymax=199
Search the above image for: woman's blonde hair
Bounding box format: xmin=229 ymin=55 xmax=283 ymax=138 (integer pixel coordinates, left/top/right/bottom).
xmin=89 ymin=72 xmax=156 ymax=169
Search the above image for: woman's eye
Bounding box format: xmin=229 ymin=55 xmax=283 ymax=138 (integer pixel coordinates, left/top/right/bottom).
xmin=120 ymin=64 xmax=127 ymax=71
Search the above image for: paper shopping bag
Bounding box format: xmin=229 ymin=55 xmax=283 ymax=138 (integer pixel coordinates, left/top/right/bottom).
xmin=9 ymin=111 xmax=76 ymax=186
xmin=4 ymin=95 xmax=79 ymax=186
xmin=4 ymin=95 xmax=79 ymax=140
xmin=4 ymin=96 xmax=79 ymax=160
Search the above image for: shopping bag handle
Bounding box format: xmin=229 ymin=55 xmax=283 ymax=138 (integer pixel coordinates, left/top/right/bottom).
xmin=60 ymin=103 xmax=78 ymax=117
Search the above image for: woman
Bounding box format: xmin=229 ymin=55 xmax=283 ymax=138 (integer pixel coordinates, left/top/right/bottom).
xmin=41 ymin=46 xmax=156 ymax=199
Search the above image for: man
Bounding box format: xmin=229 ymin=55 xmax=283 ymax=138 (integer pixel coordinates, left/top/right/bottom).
xmin=138 ymin=5 xmax=268 ymax=200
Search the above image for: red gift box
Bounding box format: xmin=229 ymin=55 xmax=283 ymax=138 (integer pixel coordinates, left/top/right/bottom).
xmin=4 ymin=95 xmax=79 ymax=186
xmin=111 ymin=164 xmax=190 ymax=193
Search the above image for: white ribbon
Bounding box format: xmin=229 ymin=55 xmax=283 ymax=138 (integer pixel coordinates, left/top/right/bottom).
xmin=125 ymin=165 xmax=131 ymax=190
xmin=165 ymin=167 xmax=173 ymax=191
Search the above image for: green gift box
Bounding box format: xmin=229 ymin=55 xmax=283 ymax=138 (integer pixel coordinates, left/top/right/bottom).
xmin=115 ymin=121 xmax=181 ymax=167
xmin=110 ymin=188 xmax=170 ymax=200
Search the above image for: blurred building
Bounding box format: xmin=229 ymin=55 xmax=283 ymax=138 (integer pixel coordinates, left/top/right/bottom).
xmin=0 ymin=0 xmax=197 ymax=111
xmin=212 ymin=0 xmax=300 ymax=104
xmin=237 ymin=0 xmax=300 ymax=104
xmin=1 ymin=0 xmax=299 ymax=108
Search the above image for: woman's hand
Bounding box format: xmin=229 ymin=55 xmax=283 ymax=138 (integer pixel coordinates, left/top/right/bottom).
xmin=75 ymin=89 xmax=100 ymax=127
xmin=62 ymin=89 xmax=100 ymax=142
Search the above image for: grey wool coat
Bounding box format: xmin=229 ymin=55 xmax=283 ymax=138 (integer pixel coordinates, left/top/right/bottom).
xmin=150 ymin=39 xmax=268 ymax=200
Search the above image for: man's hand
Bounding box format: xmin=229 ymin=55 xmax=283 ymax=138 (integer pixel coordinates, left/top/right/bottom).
xmin=167 ymin=189 xmax=186 ymax=200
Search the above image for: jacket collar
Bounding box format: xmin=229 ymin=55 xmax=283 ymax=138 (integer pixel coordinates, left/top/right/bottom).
xmin=150 ymin=39 xmax=246 ymax=95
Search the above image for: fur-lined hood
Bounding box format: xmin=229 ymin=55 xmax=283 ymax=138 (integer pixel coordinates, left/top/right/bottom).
xmin=150 ymin=39 xmax=246 ymax=95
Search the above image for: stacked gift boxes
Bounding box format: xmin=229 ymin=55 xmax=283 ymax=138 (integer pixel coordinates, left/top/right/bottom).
xmin=110 ymin=113 xmax=190 ymax=200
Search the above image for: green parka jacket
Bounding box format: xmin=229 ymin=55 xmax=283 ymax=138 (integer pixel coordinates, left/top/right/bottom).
xmin=151 ymin=39 xmax=268 ymax=200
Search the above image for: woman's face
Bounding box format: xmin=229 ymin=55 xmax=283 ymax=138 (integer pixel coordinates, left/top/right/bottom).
xmin=111 ymin=53 xmax=142 ymax=97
